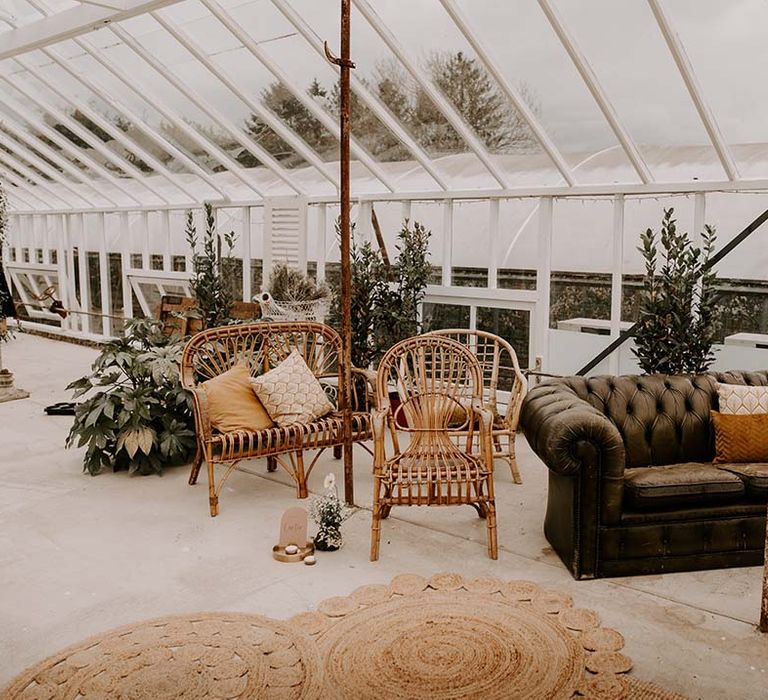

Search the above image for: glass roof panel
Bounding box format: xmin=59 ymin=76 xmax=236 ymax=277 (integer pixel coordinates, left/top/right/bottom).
xmin=551 ymin=0 xmax=722 ymax=181
xmin=663 ymin=0 xmax=768 ymax=179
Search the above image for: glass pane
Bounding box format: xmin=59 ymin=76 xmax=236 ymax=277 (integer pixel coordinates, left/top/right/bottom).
xmin=452 ymin=200 xmax=489 ymax=286
xmin=552 ymin=0 xmax=719 ymax=181
xmin=422 ymin=302 xmax=470 ymax=330
xmin=664 ymin=0 xmax=768 ymax=179
xmin=476 ymin=307 xmax=530 ymax=368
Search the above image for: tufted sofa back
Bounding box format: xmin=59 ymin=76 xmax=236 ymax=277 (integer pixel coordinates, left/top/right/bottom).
xmin=555 ymin=370 xmax=768 ymax=468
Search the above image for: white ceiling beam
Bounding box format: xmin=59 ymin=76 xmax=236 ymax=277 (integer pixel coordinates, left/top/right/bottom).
xmin=646 ymin=0 xmax=739 ymax=181
xmin=0 ymin=163 xmax=52 ymax=209
xmin=0 ymin=0 xmax=183 ymax=60
xmin=67 ymin=35 xmax=242 ymax=201
xmin=74 ymin=0 xmax=132 ymax=10
xmin=0 ymin=95 xmax=134 ymax=205
xmin=1 ymin=72 xmax=169 ymax=205
xmin=12 ymin=50 xmax=198 ymax=204
xmin=271 ymin=0 xmax=448 ymax=191
xmin=4 ymin=187 xmax=35 ymax=210
xmin=200 ymin=0 xmax=395 ymax=192
xmin=110 ymin=20 xmax=302 ymax=196
xmin=23 ymin=0 xmax=230 ymax=201
xmin=0 ymin=148 xmax=77 ymax=207
xmin=7 ymin=2 xmax=179 ymax=204
xmin=536 ymin=0 xmax=653 ymax=185
xmin=353 ymin=0 xmax=510 ymax=189
xmin=0 ymin=111 xmax=118 ymax=206
xmin=0 ymin=91 xmax=141 ymax=205
xmin=148 ymin=12 xmax=337 ymax=192
xmin=440 ymin=0 xmax=576 ymax=186
xmin=0 ymin=131 xmax=96 ymax=206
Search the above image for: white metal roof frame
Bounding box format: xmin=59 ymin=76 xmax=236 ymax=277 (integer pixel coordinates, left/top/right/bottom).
xmin=0 ymin=0 xmax=751 ymax=213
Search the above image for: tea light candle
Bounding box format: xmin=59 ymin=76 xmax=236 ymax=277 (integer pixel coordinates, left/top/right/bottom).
xmin=285 ymin=545 xmax=299 ymax=555
xmin=303 ymin=555 xmax=317 ymax=566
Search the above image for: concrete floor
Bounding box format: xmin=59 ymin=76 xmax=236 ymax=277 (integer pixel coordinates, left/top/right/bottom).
xmin=1 ymin=332 xmax=767 ymax=699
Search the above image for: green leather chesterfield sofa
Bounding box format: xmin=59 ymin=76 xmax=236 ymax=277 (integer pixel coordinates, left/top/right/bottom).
xmin=521 ymin=370 xmax=768 ymax=579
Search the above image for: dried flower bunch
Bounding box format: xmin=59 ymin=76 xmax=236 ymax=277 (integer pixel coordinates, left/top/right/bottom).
xmin=309 ymin=474 xmax=351 ymax=550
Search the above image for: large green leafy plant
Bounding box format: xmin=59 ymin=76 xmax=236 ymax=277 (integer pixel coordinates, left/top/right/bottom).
xmin=186 ymin=203 xmax=237 ymax=328
xmin=633 ymin=208 xmax=719 ymax=375
xmin=66 ymin=319 xmax=195 ymax=475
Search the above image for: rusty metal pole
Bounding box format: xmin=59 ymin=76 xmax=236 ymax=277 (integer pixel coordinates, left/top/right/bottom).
xmin=761 ymin=503 xmax=768 ymax=632
xmin=339 ymin=0 xmax=355 ymax=505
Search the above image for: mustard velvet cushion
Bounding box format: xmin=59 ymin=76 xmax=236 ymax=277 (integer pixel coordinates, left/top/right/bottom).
xmin=251 ymin=350 xmax=334 ymax=427
xmin=717 ymin=383 xmax=768 ymax=415
xmin=202 ymin=362 xmax=274 ymax=433
xmin=711 ymin=410 xmax=768 ymax=464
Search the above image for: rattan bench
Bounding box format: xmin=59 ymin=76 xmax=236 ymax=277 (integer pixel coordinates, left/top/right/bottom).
xmin=181 ymin=321 xmax=375 ymax=516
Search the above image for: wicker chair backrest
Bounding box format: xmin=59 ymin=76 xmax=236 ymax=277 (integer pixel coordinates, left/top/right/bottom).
xmin=180 ymin=321 xmax=342 ymax=390
xmin=376 ymin=335 xmax=484 ymax=433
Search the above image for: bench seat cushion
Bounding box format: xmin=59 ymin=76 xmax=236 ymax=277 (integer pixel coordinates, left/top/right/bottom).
xmin=624 ymin=463 xmax=745 ymax=510
xmin=209 ymin=411 xmax=371 ymax=460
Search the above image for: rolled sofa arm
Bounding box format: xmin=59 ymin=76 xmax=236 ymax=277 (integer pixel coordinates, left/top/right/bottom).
xmin=521 ymin=381 xmax=626 ymax=478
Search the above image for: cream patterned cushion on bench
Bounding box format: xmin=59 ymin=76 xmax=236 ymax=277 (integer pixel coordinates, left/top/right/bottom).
xmin=717 ymin=383 xmax=768 ymax=415
xmin=251 ymin=349 xmax=334 ymax=427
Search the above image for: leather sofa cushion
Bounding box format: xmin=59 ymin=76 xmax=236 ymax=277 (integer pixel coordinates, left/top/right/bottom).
xmin=624 ymin=463 xmax=745 ymax=510
xmin=716 ymin=463 xmax=768 ymax=499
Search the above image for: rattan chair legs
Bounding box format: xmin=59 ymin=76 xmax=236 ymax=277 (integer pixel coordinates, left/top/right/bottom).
xmin=188 ymin=446 xmax=203 ymax=486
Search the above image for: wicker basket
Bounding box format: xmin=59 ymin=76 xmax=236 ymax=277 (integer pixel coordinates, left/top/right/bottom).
xmin=255 ymin=291 xmax=330 ymax=324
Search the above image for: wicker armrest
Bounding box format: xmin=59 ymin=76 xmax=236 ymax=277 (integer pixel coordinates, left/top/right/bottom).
xmin=351 ymin=367 xmax=379 ymax=411
xmin=471 ymin=398 xmax=494 ymax=430
xmin=190 ymin=386 xmax=213 ymax=441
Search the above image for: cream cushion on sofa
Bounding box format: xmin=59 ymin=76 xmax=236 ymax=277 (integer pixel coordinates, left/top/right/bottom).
xmin=717 ymin=383 xmax=768 ymax=415
xmin=251 ymin=350 xmax=334 ymax=427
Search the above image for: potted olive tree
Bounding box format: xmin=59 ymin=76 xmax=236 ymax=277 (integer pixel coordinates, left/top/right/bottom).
xmin=633 ymin=207 xmax=720 ymax=374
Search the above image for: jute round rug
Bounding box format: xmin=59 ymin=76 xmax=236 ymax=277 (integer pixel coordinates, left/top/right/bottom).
xmin=3 ymin=575 xmax=687 ymax=700
xmin=2 ymin=612 xmax=324 ymax=700
xmin=289 ymin=573 xmax=688 ymax=700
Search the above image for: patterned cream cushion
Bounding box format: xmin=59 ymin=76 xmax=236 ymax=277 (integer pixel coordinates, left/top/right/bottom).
xmin=717 ymin=383 xmax=768 ymax=415
xmin=251 ymin=350 xmax=334 ymax=427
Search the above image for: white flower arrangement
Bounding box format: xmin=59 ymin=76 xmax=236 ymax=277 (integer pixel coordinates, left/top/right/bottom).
xmin=309 ymin=473 xmax=351 ymax=550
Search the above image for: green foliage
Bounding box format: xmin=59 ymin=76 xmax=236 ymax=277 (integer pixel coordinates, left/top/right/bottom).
xmin=633 ymin=208 xmax=720 ymax=375
xmin=66 ymin=319 xmax=196 ymax=476
xmin=185 ymin=204 xmax=238 ymax=329
xmin=329 ymin=220 xmax=387 ymax=369
xmin=424 ymin=51 xmax=538 ymax=153
xmin=375 ymin=220 xmax=433 ymax=353
xmin=242 ymin=80 xmax=335 ymax=166
xmin=240 ymin=50 xmax=539 ymax=165
xmin=332 ymin=218 xmax=432 ymax=368
xmin=267 ymin=263 xmax=331 ymax=303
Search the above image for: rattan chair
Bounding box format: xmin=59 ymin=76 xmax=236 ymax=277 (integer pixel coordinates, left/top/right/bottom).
xmin=370 ymin=335 xmax=498 ymax=560
xmin=181 ymin=321 xmax=375 ymax=516
xmin=427 ymin=329 xmax=527 ymax=483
